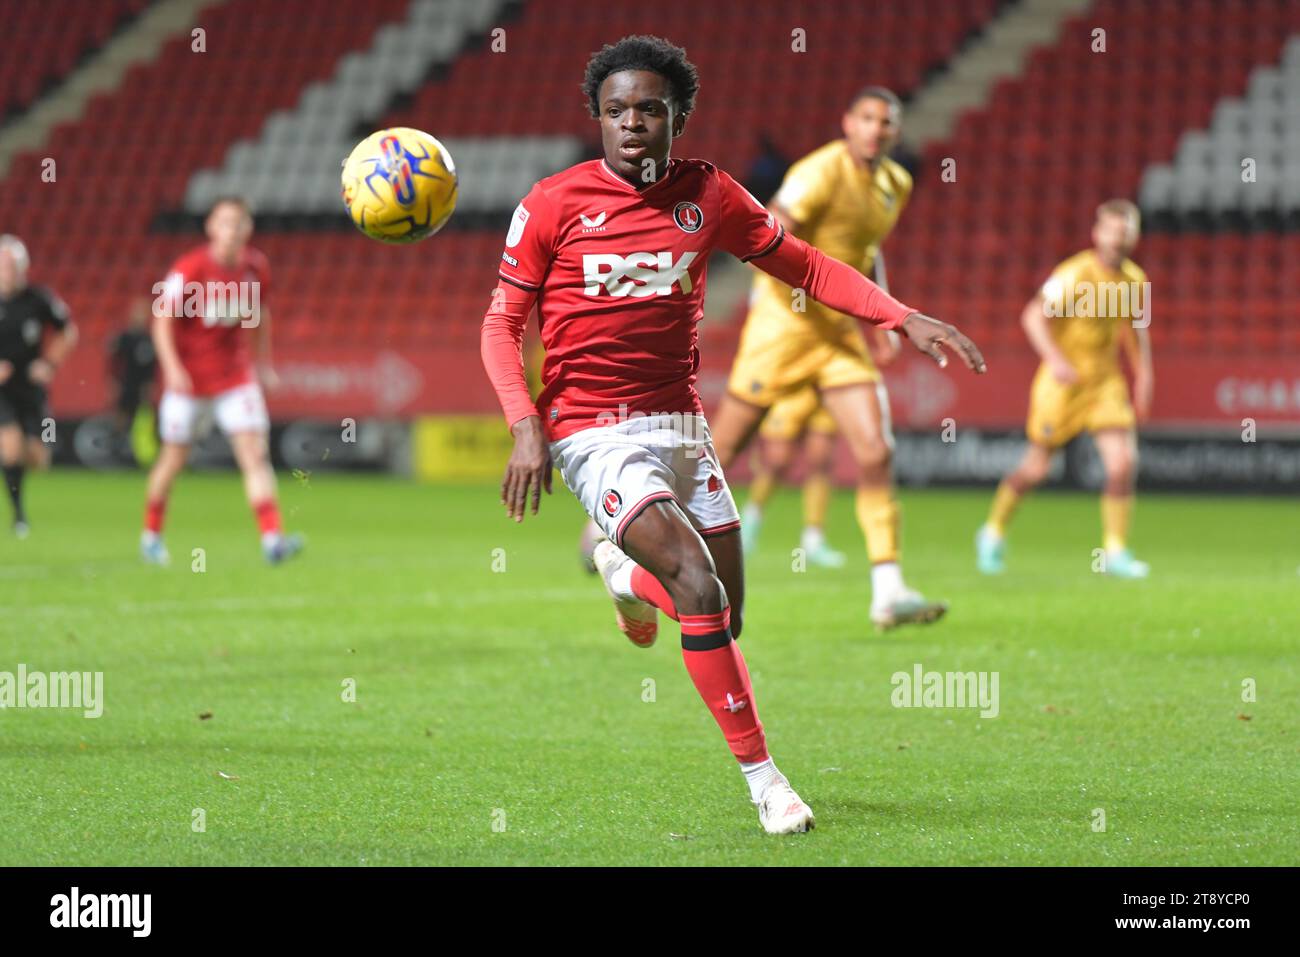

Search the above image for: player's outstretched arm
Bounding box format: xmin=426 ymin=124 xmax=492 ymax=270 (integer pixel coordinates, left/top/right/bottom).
xmin=481 ymin=279 xmax=551 ymax=522
xmin=752 ymin=232 xmax=986 ymax=373
xmin=29 ymin=320 xmax=77 ymax=387
xmin=150 ymin=311 xmax=192 ymax=394
xmin=255 ymin=306 xmax=279 ymax=390
xmin=1122 ymin=319 xmax=1154 ymax=421
xmin=1021 ymin=293 xmax=1077 ymax=384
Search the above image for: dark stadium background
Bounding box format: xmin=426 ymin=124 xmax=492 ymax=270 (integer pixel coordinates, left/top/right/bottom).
xmin=1 ymin=0 xmax=1296 ymax=489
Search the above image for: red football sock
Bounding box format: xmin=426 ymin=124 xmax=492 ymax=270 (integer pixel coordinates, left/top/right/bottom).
xmin=631 ymin=564 xmax=679 ymax=620
xmin=144 ymin=498 xmax=167 ymax=534
xmin=680 ymin=608 xmax=768 ymax=764
xmin=252 ymin=499 xmax=282 ymax=536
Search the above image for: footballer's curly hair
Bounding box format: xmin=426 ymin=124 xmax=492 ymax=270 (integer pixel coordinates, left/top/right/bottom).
xmin=582 ymin=35 xmax=700 ymax=120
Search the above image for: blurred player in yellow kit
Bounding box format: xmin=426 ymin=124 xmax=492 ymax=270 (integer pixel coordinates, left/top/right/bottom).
xmin=710 ymin=86 xmax=948 ymax=630
xmin=740 ymin=385 xmax=848 ymax=567
xmin=976 ymin=199 xmax=1153 ymax=578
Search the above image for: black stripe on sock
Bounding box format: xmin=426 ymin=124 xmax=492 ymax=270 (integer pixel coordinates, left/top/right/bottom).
xmin=681 ymin=629 xmax=732 ymax=652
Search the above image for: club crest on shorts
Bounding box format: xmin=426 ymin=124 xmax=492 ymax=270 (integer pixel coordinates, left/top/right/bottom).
xmin=673 ymin=201 xmax=703 ymax=233
xmin=707 ymin=474 xmax=723 ymax=493
xmin=602 ymin=489 xmax=623 ymax=516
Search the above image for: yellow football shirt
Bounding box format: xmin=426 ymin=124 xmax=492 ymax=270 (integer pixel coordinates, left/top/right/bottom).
xmin=1039 ymin=250 xmax=1148 ymax=381
xmin=750 ymin=139 xmax=912 ymax=326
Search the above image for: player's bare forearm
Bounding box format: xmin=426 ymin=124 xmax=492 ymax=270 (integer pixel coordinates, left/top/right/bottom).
xmin=1133 ymin=323 xmax=1153 ymax=378
xmin=1130 ymin=323 xmax=1154 ymax=419
xmin=1023 ymin=297 xmax=1077 ymax=385
xmin=254 ymin=308 xmax=279 ymax=388
xmin=151 ymin=314 xmax=178 ymax=370
xmin=256 ymin=306 xmax=273 ymax=363
xmin=151 ymin=313 xmax=190 ymax=391
xmin=44 ymin=323 xmax=78 ymax=366
xmin=1021 ymin=295 xmax=1065 ymax=364
xmin=27 ymin=323 xmax=78 ymax=385
xmin=501 ymin=414 xmax=552 ymax=522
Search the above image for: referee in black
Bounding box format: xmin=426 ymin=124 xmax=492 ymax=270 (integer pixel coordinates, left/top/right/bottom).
xmin=108 ymin=297 xmax=157 ymax=463
xmin=0 ymin=235 xmax=78 ymax=537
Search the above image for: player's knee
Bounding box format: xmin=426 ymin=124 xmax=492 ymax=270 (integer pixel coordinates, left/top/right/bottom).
xmin=163 ymin=445 xmax=188 ymax=470
xmin=661 ymin=553 xmax=722 ymax=613
xmin=1015 ymin=453 xmax=1051 ymax=488
xmin=1104 ymin=459 xmax=1134 ymax=494
xmin=1019 ymin=463 xmax=1048 ymax=488
xmin=766 ymin=455 xmax=790 ymax=477
xmin=233 ymin=437 xmax=269 ymax=470
xmin=854 ymin=438 xmax=892 ymax=478
xmin=728 ymin=607 xmax=743 ymax=640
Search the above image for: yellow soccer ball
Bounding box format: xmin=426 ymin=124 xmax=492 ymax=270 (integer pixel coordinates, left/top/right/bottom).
xmin=341 ymin=128 xmax=457 ymax=243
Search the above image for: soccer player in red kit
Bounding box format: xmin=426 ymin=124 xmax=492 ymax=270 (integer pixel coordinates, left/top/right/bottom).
xmin=140 ymin=197 xmax=303 ymax=565
xmin=481 ymin=37 xmax=984 ymax=833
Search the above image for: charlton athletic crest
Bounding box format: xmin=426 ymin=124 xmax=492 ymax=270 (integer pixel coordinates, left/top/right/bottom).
xmin=673 ymin=201 xmax=703 ymax=233
xmin=602 ymin=489 xmax=623 ymax=517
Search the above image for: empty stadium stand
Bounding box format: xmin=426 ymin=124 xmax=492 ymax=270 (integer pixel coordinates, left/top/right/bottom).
xmin=0 ymin=0 xmax=1294 ymax=423
xmin=0 ymin=0 xmax=152 ymax=123
xmin=885 ymin=0 xmax=1300 ymax=360
xmin=0 ymin=0 xmax=413 ymax=349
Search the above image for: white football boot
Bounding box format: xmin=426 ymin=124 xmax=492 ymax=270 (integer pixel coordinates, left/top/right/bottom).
xmin=870 ymin=587 xmax=948 ymax=631
xmin=140 ymin=531 xmax=171 ymax=566
xmin=592 ymin=539 xmax=658 ymax=648
xmin=755 ymin=774 xmax=816 ymax=834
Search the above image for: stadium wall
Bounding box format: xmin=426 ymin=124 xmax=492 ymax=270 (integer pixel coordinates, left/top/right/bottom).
xmin=49 ymin=344 xmax=1300 ymax=434
xmin=47 ymin=338 xmax=1300 ymax=492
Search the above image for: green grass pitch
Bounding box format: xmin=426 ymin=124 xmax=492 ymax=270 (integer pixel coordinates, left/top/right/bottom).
xmin=3 ymin=470 xmax=1296 ymax=865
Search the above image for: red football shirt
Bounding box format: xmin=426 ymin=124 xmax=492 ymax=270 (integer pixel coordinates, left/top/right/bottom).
xmin=497 ymin=158 xmax=782 ymax=440
xmin=160 ymin=245 xmax=269 ymax=396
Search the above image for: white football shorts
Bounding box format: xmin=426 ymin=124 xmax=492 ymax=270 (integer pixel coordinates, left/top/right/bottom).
xmin=549 ymin=413 xmax=741 ymax=548
xmin=159 ymin=381 xmax=270 ymax=445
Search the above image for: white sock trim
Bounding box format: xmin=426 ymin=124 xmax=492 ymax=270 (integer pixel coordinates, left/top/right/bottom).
xmin=740 ymin=757 xmax=780 ymax=803
xmin=871 ymin=561 xmax=904 ymax=599
xmin=609 ymin=559 xmax=636 ymax=601
xmin=801 ymin=526 xmax=826 ymax=551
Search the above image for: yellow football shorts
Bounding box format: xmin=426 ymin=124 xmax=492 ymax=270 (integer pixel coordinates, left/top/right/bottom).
xmin=1026 ymin=367 xmax=1135 ymax=447
xmin=727 ymin=302 xmax=880 ymax=411
xmin=758 ymin=386 xmax=838 ymax=439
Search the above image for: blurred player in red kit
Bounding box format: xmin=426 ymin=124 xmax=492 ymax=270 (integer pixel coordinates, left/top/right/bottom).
xmin=480 ymin=37 xmax=985 ymax=833
xmin=140 ymin=197 xmax=303 ymax=565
